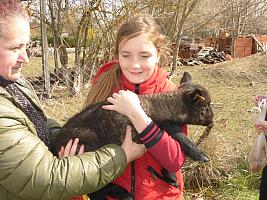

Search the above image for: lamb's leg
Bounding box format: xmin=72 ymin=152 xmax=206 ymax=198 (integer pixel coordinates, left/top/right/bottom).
xmin=159 ymin=122 xmax=210 ymax=162
xmin=147 ymin=166 xmax=178 ymax=188
xmin=88 ymin=183 xmax=133 ymax=200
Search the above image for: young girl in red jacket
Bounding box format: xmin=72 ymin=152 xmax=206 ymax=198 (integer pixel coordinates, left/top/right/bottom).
xmin=84 ymin=14 xmax=188 ymax=200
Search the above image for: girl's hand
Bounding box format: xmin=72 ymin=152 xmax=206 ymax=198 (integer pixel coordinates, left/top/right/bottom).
xmin=121 ymin=126 xmax=146 ymax=163
xmin=102 ymin=90 xmax=151 ymax=133
xmin=58 ymin=138 xmax=85 ymax=158
xmin=102 ymin=90 xmax=142 ymax=118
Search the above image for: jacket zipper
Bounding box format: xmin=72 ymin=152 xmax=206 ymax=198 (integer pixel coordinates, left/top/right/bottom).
xmin=130 ymin=84 xmax=140 ymax=199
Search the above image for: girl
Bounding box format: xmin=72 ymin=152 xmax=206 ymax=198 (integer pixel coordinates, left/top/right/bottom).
xmin=84 ymin=14 xmax=188 ymax=200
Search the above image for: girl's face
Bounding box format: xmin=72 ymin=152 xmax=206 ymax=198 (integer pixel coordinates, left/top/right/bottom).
xmin=118 ymin=34 xmax=159 ymax=84
xmin=0 ymin=18 xmax=30 ymax=81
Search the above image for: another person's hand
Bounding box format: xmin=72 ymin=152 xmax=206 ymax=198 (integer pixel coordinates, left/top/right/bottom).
xmin=58 ymin=138 xmax=85 ymax=158
xmin=255 ymin=121 xmax=267 ymax=134
xmin=121 ymin=126 xmax=146 ymax=163
xmin=255 ymin=95 xmax=267 ymax=106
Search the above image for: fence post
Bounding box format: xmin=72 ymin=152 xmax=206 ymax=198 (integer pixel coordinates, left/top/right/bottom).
xmin=40 ymin=0 xmax=51 ymax=98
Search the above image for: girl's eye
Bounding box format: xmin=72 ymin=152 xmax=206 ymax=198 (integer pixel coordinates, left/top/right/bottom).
xmin=121 ymin=54 xmax=130 ymax=58
xmin=141 ymin=55 xmax=150 ymax=58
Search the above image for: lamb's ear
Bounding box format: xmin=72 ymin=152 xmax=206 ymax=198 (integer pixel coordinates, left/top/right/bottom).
xmin=186 ymin=88 xmax=206 ymax=103
xmin=180 ymin=71 xmax=192 ymax=85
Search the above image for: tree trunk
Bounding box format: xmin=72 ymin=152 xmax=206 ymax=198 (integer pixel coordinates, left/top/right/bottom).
xmin=58 ymin=44 xmax=72 ymax=94
xmin=40 ymin=0 xmax=51 ymax=98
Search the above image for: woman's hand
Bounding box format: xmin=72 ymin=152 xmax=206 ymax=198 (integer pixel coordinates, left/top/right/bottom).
xmin=102 ymin=90 xmax=151 ymax=133
xmin=58 ymin=138 xmax=85 ymax=158
xmin=121 ymin=126 xmax=146 ymax=163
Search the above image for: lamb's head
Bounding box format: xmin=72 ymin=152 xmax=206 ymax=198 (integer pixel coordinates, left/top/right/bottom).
xmin=181 ymin=84 xmax=214 ymax=126
xmin=178 ymin=71 xmax=213 ymax=126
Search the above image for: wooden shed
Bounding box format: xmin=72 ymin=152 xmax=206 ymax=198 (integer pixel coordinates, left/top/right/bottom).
xmin=235 ymin=37 xmax=253 ymax=58
xmin=204 ymin=35 xmax=267 ymax=58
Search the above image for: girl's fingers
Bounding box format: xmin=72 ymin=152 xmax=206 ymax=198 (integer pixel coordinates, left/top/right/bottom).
xmin=106 ymin=97 xmax=116 ymax=104
xmin=107 ymin=97 xmax=113 ymax=101
xmin=103 ymin=96 xmax=118 ymax=110
xmin=112 ymin=92 xmax=120 ymax=98
xmin=102 ymin=104 xmax=114 ymax=110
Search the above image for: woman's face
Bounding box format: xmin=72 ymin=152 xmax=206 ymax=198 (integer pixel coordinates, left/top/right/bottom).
xmin=118 ymin=34 xmax=159 ymax=84
xmin=0 ymin=18 xmax=30 ymax=81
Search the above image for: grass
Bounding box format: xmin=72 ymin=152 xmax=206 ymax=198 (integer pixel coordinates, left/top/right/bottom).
xmin=22 ymin=52 xmax=267 ymax=199
xmin=183 ymin=157 xmax=261 ymax=199
xmin=215 ymin=158 xmax=260 ymax=200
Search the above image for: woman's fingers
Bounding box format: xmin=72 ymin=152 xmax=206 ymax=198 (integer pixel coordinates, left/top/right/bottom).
xmin=121 ymin=126 xmax=147 ymax=163
xmin=63 ymin=139 xmax=73 ymax=157
xmin=78 ymin=144 xmax=85 ymax=154
xmin=58 ymin=146 xmax=65 ymax=158
xmin=57 ymin=138 xmax=83 ymax=158
xmin=69 ymin=138 xmax=79 ymax=156
xmin=124 ymin=125 xmax=132 ymax=143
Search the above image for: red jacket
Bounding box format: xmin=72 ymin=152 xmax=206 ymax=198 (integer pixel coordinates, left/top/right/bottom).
xmin=93 ymin=61 xmax=187 ymax=200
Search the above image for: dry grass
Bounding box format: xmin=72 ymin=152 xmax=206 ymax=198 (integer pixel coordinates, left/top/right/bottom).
xmin=173 ymin=52 xmax=267 ymax=199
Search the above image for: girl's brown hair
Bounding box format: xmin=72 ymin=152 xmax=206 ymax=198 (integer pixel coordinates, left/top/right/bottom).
xmin=84 ymin=64 xmax=121 ymax=106
xmin=84 ymin=14 xmax=170 ymax=106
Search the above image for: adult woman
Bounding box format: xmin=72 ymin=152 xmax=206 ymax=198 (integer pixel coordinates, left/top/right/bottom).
xmin=84 ymin=14 xmax=188 ymax=200
xmin=0 ymin=1 xmax=145 ymax=199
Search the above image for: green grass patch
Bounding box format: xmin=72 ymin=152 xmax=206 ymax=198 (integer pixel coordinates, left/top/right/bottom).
xmin=217 ymin=160 xmax=260 ymax=200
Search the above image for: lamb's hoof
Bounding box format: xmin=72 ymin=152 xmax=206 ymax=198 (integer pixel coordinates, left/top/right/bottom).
xmin=200 ymin=154 xmax=210 ymax=162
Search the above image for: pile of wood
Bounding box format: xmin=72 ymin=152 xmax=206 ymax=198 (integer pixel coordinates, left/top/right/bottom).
xmin=180 ymin=51 xmax=232 ymax=66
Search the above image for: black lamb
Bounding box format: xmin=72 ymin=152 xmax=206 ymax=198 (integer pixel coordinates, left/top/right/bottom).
xmin=51 ymin=72 xmax=214 ymax=200
xmin=51 ymin=72 xmax=213 ymax=161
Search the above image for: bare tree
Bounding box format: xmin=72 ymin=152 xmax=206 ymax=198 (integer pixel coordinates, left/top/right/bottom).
xmin=26 ymin=0 xmax=267 ymax=97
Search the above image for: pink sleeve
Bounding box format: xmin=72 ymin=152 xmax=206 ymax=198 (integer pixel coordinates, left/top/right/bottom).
xmin=138 ymin=122 xmax=188 ymax=172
